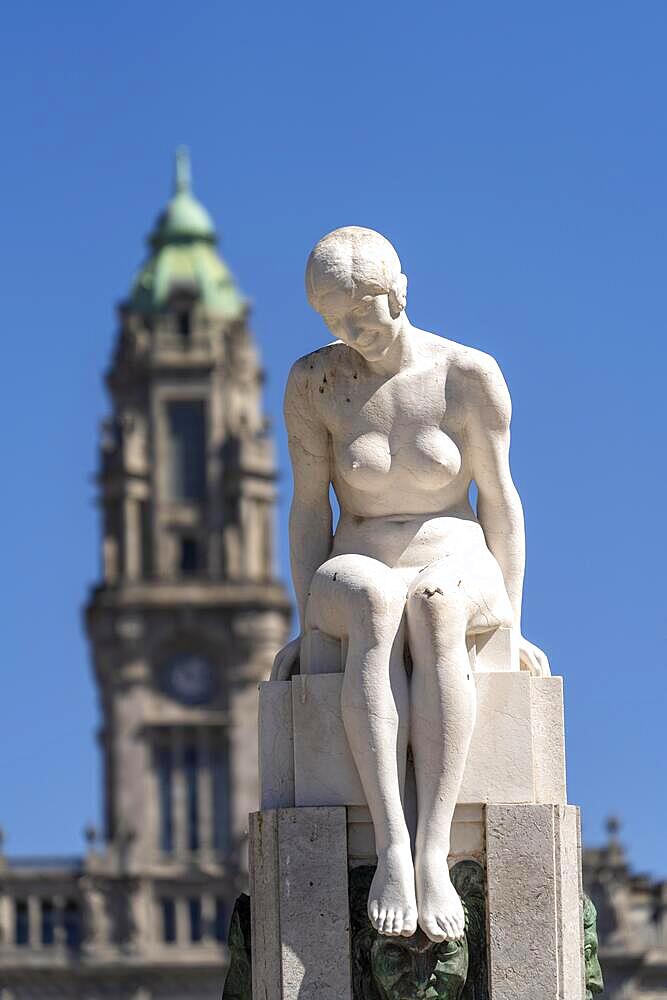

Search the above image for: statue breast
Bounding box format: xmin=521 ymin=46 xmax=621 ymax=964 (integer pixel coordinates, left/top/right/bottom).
xmin=336 ymin=426 xmax=462 ymax=493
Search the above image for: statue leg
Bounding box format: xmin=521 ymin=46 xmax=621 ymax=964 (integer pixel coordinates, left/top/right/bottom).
xmin=306 ymin=554 xmax=417 ymax=937
xmin=406 ymin=570 xmax=476 ymax=943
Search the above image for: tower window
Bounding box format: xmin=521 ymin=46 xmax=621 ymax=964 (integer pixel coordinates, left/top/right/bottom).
xmin=166 ymin=400 xmax=207 ymax=502
xmin=177 ymin=309 xmax=192 ymax=338
xmin=15 ymin=900 xmax=29 ymax=946
xmin=212 ymin=739 xmax=230 ymax=854
xmin=63 ymin=900 xmax=82 ymax=950
xmin=156 ymin=745 xmax=174 ymax=854
xmin=188 ymin=897 xmax=202 ymax=942
xmin=184 ymin=744 xmax=199 ymax=852
xmin=179 ymin=536 xmax=199 ymax=575
xmin=161 ymin=898 xmax=177 ymax=944
xmin=41 ymin=899 xmax=55 ymax=946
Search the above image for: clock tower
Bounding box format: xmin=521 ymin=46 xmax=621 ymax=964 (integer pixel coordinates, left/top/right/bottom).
xmin=85 ymin=149 xmax=290 ymax=912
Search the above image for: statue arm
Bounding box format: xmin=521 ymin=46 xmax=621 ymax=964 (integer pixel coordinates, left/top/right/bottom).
xmin=467 ymin=360 xmax=524 ymax=627
xmin=285 ymin=360 xmax=333 ymax=630
xmin=271 ymin=362 xmax=332 ymax=681
xmin=467 ymin=359 xmax=550 ymax=676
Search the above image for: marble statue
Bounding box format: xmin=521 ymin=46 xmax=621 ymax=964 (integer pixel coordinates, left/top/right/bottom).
xmin=271 ymin=226 xmax=550 ymax=944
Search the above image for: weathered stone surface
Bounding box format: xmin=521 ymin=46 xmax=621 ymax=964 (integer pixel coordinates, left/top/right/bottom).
xmin=471 ymin=626 xmax=514 ymax=672
xmin=286 ymin=672 xmax=566 ymax=810
xmin=557 ymin=806 xmax=586 ymax=997
xmin=249 ymin=811 xmax=281 ymax=1000
xmin=347 ymin=803 xmax=485 ymax=868
xmin=258 ymin=681 xmax=295 ymax=809
xmin=485 ymin=803 xmax=585 ymax=1000
xmin=459 ymin=672 xmax=534 ymax=803
xmin=292 ymin=673 xmax=365 ymax=807
xmin=249 ymin=807 xmax=351 ymax=1000
xmin=532 ymin=676 xmax=567 ymax=803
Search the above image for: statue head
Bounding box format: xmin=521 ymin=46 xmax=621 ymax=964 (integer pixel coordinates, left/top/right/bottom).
xmin=305 ymin=226 xmax=408 ymax=362
xmin=369 ymin=930 xmax=468 ymax=1000
xmin=350 ymin=862 xmax=486 ymax=1000
xmin=582 ymin=894 xmax=604 ymax=998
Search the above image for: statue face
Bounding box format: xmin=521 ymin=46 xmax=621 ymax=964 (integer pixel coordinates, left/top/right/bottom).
xmin=583 ymin=896 xmax=604 ymax=998
xmin=583 ymin=924 xmax=603 ymax=997
xmin=370 ymin=930 xmax=468 ymax=1000
xmin=318 ymin=288 xmax=401 ymax=362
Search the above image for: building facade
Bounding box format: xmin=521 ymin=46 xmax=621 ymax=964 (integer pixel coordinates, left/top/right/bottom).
xmin=585 ymin=819 xmax=667 ymax=999
xmin=0 ymin=151 xmax=290 ymax=999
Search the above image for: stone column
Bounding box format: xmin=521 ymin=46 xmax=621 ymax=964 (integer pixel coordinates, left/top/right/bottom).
xmin=201 ymin=891 xmax=216 ymax=943
xmin=0 ymin=893 xmax=10 ymax=949
xmin=175 ymin=895 xmax=189 ymax=948
xmin=124 ymin=497 xmax=141 ymax=582
xmin=485 ymin=804 xmax=585 ymax=999
xmin=53 ymin=893 xmax=66 ymax=947
xmin=27 ymin=895 xmax=40 ymax=948
xmin=249 ymin=807 xmax=352 ymax=1000
xmin=197 ymin=726 xmax=213 ymax=855
xmin=172 ymin=728 xmax=187 ymax=855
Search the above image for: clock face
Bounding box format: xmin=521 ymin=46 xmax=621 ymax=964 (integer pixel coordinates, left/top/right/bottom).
xmin=163 ymin=655 xmax=214 ymax=705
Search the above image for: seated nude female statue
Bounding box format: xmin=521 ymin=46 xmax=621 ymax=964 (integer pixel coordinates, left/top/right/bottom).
xmin=271 ymin=227 xmax=549 ymax=944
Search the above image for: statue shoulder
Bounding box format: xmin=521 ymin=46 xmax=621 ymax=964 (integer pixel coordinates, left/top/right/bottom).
xmin=285 ymin=343 xmax=345 ymax=426
xmin=288 ymin=342 xmax=346 ymax=387
xmin=447 ymin=343 xmax=511 ymax=427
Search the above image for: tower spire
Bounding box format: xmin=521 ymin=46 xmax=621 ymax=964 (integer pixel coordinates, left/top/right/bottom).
xmin=174 ymin=145 xmax=191 ymax=193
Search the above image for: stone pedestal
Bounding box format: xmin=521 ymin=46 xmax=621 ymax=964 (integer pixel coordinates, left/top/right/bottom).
xmin=250 ymin=669 xmax=586 ymax=1000
xmin=249 ymin=808 xmax=351 ymax=1000
xmin=485 ymin=803 xmax=585 ymax=999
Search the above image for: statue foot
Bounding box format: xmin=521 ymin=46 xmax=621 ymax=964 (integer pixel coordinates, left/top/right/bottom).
xmin=415 ymin=851 xmax=465 ymax=942
xmin=368 ymin=842 xmax=418 ymax=937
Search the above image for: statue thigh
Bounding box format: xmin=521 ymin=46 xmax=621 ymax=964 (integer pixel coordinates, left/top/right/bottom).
xmin=302 ymin=555 xmax=476 ymax=676
xmin=304 ymin=554 xmax=408 ymax=653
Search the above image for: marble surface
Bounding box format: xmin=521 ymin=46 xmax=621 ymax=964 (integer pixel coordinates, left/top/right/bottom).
xmin=269 ymin=225 xmax=552 ymax=940
xmin=259 ymin=672 xmax=567 ymax=812
xmin=249 ymin=807 xmax=351 ymax=1000
xmin=485 ymin=804 xmax=585 ymax=1000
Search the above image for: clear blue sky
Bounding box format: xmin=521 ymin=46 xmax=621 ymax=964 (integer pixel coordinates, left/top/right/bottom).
xmin=1 ymin=2 xmax=665 ymax=876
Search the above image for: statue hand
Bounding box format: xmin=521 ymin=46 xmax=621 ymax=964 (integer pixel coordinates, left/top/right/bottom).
xmin=518 ymin=636 xmax=551 ymax=677
xmin=270 ymin=635 xmax=302 ymax=681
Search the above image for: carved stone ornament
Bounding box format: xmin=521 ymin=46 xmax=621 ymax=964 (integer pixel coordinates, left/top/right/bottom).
xmin=350 ymin=861 xmax=488 ymax=1000
xmin=582 ymin=893 xmax=604 ymax=998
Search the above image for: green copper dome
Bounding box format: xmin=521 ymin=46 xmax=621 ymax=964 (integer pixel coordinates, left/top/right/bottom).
xmin=129 ymin=148 xmax=246 ymax=319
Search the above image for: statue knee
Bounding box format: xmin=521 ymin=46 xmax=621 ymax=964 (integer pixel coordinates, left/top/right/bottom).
xmin=314 ymin=555 xmax=406 ymax=622
xmin=406 ymin=577 xmax=466 ymax=633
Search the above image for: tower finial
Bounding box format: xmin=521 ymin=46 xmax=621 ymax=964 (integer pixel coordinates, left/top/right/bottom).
xmin=175 ymin=146 xmax=191 ymax=193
